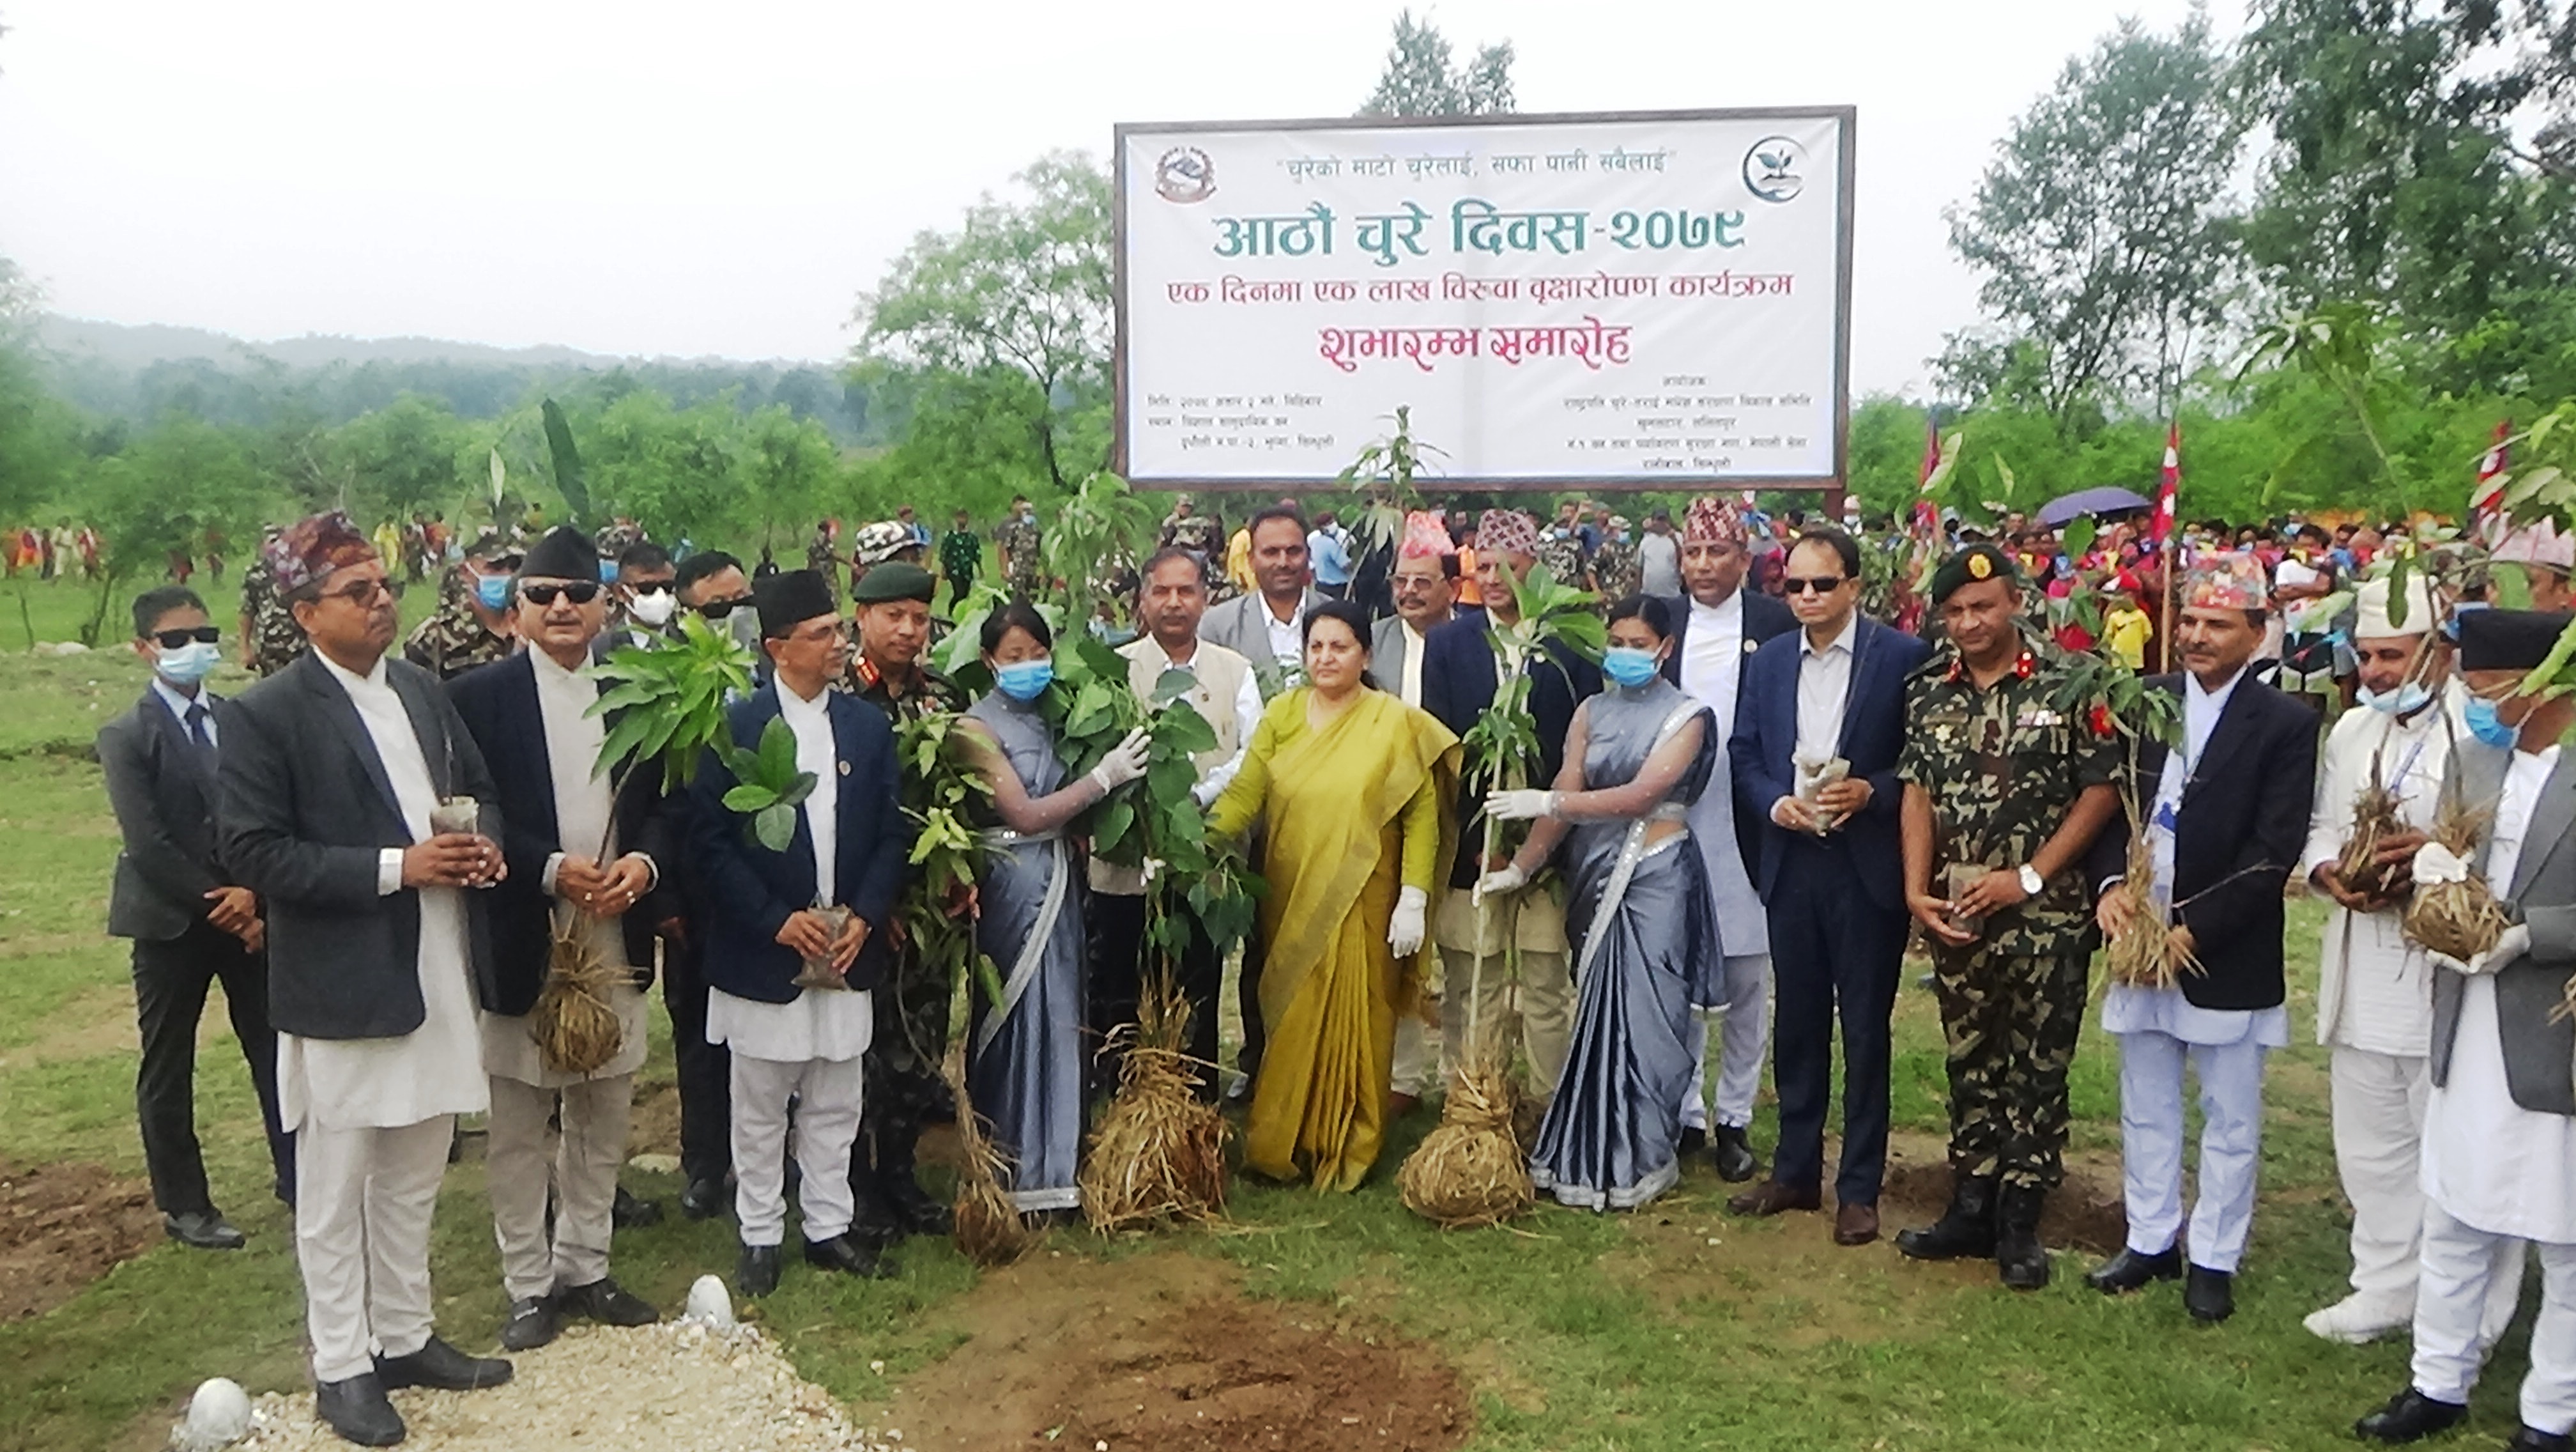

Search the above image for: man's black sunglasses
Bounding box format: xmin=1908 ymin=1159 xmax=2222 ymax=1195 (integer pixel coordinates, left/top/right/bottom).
xmin=519 ymin=582 xmax=602 ymax=606
xmin=694 ymin=596 xmax=754 ymax=619
xmin=151 ymin=626 xmax=222 ymax=648
xmin=1782 ymin=575 xmax=1850 ymax=596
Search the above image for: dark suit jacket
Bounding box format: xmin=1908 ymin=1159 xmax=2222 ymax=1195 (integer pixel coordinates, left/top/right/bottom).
xmin=1656 ymin=587 xmax=1797 ymax=690
xmin=99 ymin=687 xmax=236 ymax=941
xmin=1422 ymin=606 xmax=1602 ymax=890
xmin=689 ymin=684 xmax=907 ymax=1003
xmin=2084 ymin=670 xmax=2317 ymax=1012
xmin=1730 ymin=617 xmax=1931 ymax=913
xmin=217 ymin=651 xmax=503 ymax=1040
xmin=2430 ymin=743 xmax=2576 ymax=1115
xmin=447 ymin=652 xmax=672 ymax=1017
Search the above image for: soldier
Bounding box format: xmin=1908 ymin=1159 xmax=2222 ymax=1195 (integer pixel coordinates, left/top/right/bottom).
xmin=994 ymin=495 xmax=1044 ymax=599
xmin=1537 ymin=500 xmax=1592 ymax=592
xmin=838 ymin=562 xmax=967 ymax=1243
xmin=806 ymin=519 xmax=841 ymax=600
xmin=1893 ymin=543 xmax=2120 ymax=1290
xmin=402 ymin=532 xmax=521 ymax=682
xmin=237 ymin=525 xmax=305 ymax=677
xmin=1160 ymin=493 xmax=1225 ymax=589
xmin=1592 ymin=514 xmax=1643 ymax=603
xmin=936 ymin=507 xmax=981 ymax=605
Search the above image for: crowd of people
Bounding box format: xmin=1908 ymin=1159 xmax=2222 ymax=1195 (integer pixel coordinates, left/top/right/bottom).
xmin=91 ymin=486 xmax=2576 ymax=1451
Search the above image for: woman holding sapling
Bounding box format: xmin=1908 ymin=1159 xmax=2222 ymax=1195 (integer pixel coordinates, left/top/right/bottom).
xmin=958 ymin=602 xmax=1151 ymax=1218
xmin=1208 ymin=598 xmax=1457 ymax=1191
xmin=1479 ymin=595 xmax=1716 ymax=1210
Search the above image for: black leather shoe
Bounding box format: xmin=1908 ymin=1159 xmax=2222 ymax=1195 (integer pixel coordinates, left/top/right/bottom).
xmin=1896 ymin=1176 xmax=1998 ymax=1262
xmin=374 ymin=1335 xmax=512 ymax=1392
xmin=2086 ymin=1245 xmax=2184 ymax=1294
xmin=165 ymin=1210 xmax=247 ymax=1251
xmin=556 ymin=1277 xmax=658 ymax=1327
xmin=1677 ymin=1125 xmax=1708 ymax=1157
xmin=1708 ymin=1125 xmax=1759 ymax=1183
xmin=847 ymin=1171 xmax=908 ymax=1247
xmin=2184 ymin=1264 xmax=2235 ymax=1323
xmin=2509 ymin=1428 xmax=2576 ymax=1452
xmin=1995 ymin=1186 xmax=2050 ymax=1291
xmin=314 ymin=1371 xmax=406 ymax=1447
xmin=882 ymin=1171 xmax=954 ymax=1237
xmin=2354 ymin=1387 xmax=2470 ymax=1443
xmin=611 ymin=1186 xmax=663 ymax=1229
xmin=679 ymin=1178 xmax=729 ymax=1221
xmin=498 ymin=1294 xmax=560 ymax=1351
xmin=737 ymin=1243 xmax=781 ymax=1298
xmin=804 ymin=1233 xmax=895 ymax=1279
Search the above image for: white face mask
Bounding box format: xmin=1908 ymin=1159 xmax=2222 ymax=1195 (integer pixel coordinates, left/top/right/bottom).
xmin=627 ymin=589 xmax=677 ymax=626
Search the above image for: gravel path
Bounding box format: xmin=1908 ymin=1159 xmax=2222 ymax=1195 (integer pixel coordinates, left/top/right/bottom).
xmin=227 ymin=1322 xmax=898 ymax=1452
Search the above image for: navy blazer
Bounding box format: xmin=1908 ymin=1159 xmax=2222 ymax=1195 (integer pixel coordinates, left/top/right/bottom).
xmin=217 ymin=650 xmax=503 ymax=1040
xmin=1421 ymin=606 xmax=1602 ymax=890
xmin=1729 ymin=617 xmax=1931 ymax=913
xmin=2083 ymin=671 xmax=2317 ymax=1012
xmin=689 ymin=684 xmax=908 ymax=1003
xmin=447 ymin=652 xmax=672 ymax=1017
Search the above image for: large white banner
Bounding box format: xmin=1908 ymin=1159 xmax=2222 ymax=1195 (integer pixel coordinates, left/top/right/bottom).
xmin=1114 ymin=108 xmax=1853 ymax=490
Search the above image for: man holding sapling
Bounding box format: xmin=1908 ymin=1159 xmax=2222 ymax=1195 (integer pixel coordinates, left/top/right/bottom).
xmin=1893 ymin=543 xmax=2119 ymax=1291
xmin=2083 ymin=553 xmax=2316 ymax=1324
xmin=2354 ymin=607 xmax=2576 ymax=1450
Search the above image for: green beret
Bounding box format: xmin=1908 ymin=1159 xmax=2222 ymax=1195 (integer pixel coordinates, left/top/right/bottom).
xmin=851 ymin=561 xmax=935 ymax=605
xmin=1928 ymin=543 xmax=2022 ymax=605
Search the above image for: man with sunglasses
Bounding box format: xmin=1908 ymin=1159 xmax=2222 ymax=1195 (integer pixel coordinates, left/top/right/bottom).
xmin=606 ymin=539 xmax=678 ymax=653
xmin=99 ymin=586 xmax=295 ymax=1252
xmin=404 ymin=529 xmax=522 ymax=681
xmin=447 ymin=527 xmax=670 ymax=1352
xmin=217 ymin=512 xmax=513 ymax=1447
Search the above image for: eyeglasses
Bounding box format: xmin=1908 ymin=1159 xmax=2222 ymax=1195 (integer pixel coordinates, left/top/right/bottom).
xmin=1782 ymin=575 xmax=1850 ymax=596
xmin=317 ymin=576 xmax=395 ymax=606
xmin=693 ymin=595 xmax=753 ymax=619
xmin=151 ymin=626 xmax=221 ymax=648
xmin=519 ymin=581 xmax=602 ymax=606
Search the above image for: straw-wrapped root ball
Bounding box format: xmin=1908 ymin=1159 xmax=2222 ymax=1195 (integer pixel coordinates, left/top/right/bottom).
xmin=2404 ymin=801 xmax=2507 ymax=964
xmin=531 ymin=926 xmax=625 ymax=1075
xmin=2101 ymin=830 xmax=2198 ymax=991
xmin=944 ymin=1042 xmax=1039 ymax=1267
xmin=2334 ymin=781 xmax=2407 ymax=901
xmin=1397 ymin=1049 xmax=1533 ymax=1229
xmin=1080 ymin=973 xmax=1229 ymax=1232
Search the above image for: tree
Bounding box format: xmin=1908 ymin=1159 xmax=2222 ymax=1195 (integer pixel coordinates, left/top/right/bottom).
xmin=326 ymin=395 xmax=472 ymax=522
xmin=854 ymin=151 xmax=1111 ymax=499
xmin=1938 ymin=8 xmax=2244 ymax=431
xmin=1359 ymin=10 xmax=1515 ymax=118
xmin=77 ymin=414 xmax=267 ymax=642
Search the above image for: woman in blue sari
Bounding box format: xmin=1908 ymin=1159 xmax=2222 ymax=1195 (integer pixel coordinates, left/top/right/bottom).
xmin=957 ymin=603 xmax=1150 ymax=1217
xmin=1479 ymin=595 xmax=1717 ymax=1211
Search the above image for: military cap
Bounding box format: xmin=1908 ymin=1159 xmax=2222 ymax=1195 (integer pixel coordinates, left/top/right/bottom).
xmin=1928 ymin=543 xmax=2022 ymax=605
xmin=852 ymin=561 xmax=935 ymax=605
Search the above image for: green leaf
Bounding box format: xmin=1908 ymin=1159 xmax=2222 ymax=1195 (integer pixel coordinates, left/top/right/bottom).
xmin=753 ymin=802 xmax=798 ymax=853
xmin=1094 ymin=792 xmax=1136 ymax=855
xmin=778 ymin=773 xmax=817 ymax=808
xmin=1151 ymin=667 xmax=1197 ymax=705
xmin=1146 ymin=756 xmax=1195 ymax=805
xmin=723 ymin=784 xmax=779 ymax=813
xmin=2387 ymin=553 xmax=2413 ymax=629
xmin=1153 ymin=700 xmax=1218 ymax=755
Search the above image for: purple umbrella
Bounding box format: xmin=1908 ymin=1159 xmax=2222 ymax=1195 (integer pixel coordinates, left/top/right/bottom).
xmin=2037 ymin=486 xmax=2154 ymax=527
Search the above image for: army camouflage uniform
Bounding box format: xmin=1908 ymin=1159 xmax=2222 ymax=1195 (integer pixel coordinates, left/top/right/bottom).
xmin=1160 ymin=509 xmax=1224 ymax=586
xmin=238 ymin=552 xmax=305 ymax=677
xmin=806 ymin=526 xmax=841 ymax=600
xmin=402 ymin=569 xmax=517 ymax=681
xmin=1591 ymin=536 xmax=1642 ymax=603
xmin=1897 ymin=631 xmax=2117 ymax=1191
xmin=1535 ymin=527 xmax=1590 ymax=591
xmin=937 ymin=528 xmax=982 ymax=599
xmin=993 ymin=514 xmax=1043 ymax=599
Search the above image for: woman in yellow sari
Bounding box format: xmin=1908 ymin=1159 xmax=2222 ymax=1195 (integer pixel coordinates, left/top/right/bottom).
xmin=1208 ymin=599 xmax=1458 ymax=1190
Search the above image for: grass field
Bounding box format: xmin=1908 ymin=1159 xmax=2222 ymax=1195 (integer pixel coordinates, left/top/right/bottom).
xmin=0 ymin=572 xmax=2531 ymax=1452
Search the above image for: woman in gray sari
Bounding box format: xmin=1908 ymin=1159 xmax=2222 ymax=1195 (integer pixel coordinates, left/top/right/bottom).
xmin=1480 ymin=596 xmax=1718 ymax=1211
xmin=958 ymin=603 xmax=1151 ymax=1217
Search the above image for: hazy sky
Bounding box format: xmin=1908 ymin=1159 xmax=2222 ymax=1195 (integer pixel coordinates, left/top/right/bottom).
xmin=0 ymin=0 xmax=2237 ymax=396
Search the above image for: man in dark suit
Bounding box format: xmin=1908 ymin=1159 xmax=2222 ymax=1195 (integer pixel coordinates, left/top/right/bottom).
xmin=691 ymin=569 xmax=908 ymax=1295
xmin=1422 ymin=507 xmax=1602 ymax=1101
xmin=98 ymin=584 xmax=294 ymax=1251
xmin=1659 ymin=495 xmax=1797 ymax=1178
xmin=1723 ymin=529 xmax=1931 ymax=1246
xmin=217 ymin=513 xmax=514 ymax=1447
xmin=2084 ymin=552 xmax=2317 ymax=1324
xmin=447 ymin=527 xmax=669 ymax=1352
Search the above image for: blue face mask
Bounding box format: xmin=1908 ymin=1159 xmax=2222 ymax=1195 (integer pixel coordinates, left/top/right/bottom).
xmin=598 ymin=559 xmax=620 ymax=585
xmin=473 ymin=573 xmax=512 ymax=610
xmin=155 ymin=640 xmax=222 ymax=686
xmin=994 ymin=660 xmax=1054 ymax=702
xmin=1602 ymin=645 xmax=1659 ymax=688
xmin=2359 ymin=682 xmax=2432 ymax=715
xmin=2464 ymin=695 xmax=2521 ymax=751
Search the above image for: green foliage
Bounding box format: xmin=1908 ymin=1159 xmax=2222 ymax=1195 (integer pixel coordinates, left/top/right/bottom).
xmin=1459 ymin=562 xmax=1604 ymax=802
xmin=716 ymin=717 xmax=818 ymax=853
xmin=75 ymin=413 xmax=266 ymax=643
xmin=587 ymin=612 xmax=762 ymax=796
xmin=1336 ymin=405 xmax=1441 ymax=560
xmin=1043 ymin=472 xmax=1156 ymax=626
xmin=540 ymin=397 xmax=590 ymax=528
xmin=894 ymin=711 xmax=1005 ymax=1018
xmin=1358 ymin=9 xmax=1516 ymax=118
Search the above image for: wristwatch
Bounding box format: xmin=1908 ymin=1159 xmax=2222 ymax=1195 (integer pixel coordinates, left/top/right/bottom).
xmin=2018 ymin=863 xmax=2044 ymax=897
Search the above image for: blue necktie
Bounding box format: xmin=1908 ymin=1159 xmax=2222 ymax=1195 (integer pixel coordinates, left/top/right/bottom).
xmin=183 ymin=702 xmax=213 ymax=753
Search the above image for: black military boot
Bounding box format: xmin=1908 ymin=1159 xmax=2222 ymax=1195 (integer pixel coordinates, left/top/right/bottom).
xmin=846 ymin=1155 xmax=907 ymax=1248
xmin=1995 ymin=1185 xmax=2051 ymax=1290
xmin=1895 ymin=1174 xmax=1997 ymax=1262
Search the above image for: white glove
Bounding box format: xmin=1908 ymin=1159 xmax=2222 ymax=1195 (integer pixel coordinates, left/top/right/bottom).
xmin=1389 ymin=885 xmax=1428 ymax=957
xmin=2432 ymin=921 xmax=2530 ymax=977
xmin=2412 ymin=840 xmax=2471 ymax=886
xmin=1476 ymin=863 xmax=1530 ymax=899
xmin=1483 ymin=789 xmax=1558 ymax=822
xmin=1088 ymin=727 xmax=1152 ymax=794
xmin=1141 ymin=857 xmax=1165 ymax=884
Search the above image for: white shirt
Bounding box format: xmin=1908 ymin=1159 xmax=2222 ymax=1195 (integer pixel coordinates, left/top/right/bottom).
xmin=1676 ymin=591 xmax=1765 ymax=956
xmin=1399 ymin=620 xmax=1430 ymax=708
xmin=2421 ymin=745 xmax=2575 ymax=1242
xmin=279 ymin=651 xmax=488 ymax=1131
xmin=778 ymin=677 xmax=839 ymax=899
xmin=2304 ymin=686 xmax=2460 ymax=1054
xmin=1793 ymin=615 xmax=1857 ymax=768
xmin=1261 ymin=596 xmax=1302 ymax=667
xmin=151 ymin=677 xmax=217 ymax=748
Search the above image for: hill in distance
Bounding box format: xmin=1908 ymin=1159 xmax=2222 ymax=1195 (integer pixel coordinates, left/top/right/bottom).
xmin=33 ymin=314 xmax=822 ymax=374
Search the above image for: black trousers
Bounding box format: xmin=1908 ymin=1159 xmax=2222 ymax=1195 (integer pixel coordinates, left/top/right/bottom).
xmin=1765 ymin=837 xmax=1906 ymax=1205
xmin=132 ymin=921 xmax=293 ymax=1214
xmin=659 ymin=931 xmax=732 ymax=1186
xmin=1089 ymin=892 xmax=1225 ymax=1099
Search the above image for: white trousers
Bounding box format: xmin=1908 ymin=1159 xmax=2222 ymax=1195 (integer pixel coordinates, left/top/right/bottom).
xmin=487 ymin=1071 xmax=634 ymax=1302
xmin=2331 ymin=1046 xmax=2432 ymax=1304
xmin=729 ymin=1053 xmax=862 ymax=1247
xmin=295 ymin=1115 xmax=454 ymax=1383
xmin=2117 ymin=1030 xmax=2267 ymax=1273
xmin=2412 ymin=1203 xmax=2576 ymax=1435
xmin=1391 ymin=1008 xmax=1441 ymax=1099
xmin=1681 ymin=954 xmax=1774 ymax=1131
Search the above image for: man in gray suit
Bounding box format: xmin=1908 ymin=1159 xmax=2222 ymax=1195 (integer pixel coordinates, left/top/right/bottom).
xmin=1372 ymin=542 xmax=1458 ymax=711
xmin=1198 ymin=504 xmax=1322 ymax=697
xmin=2356 ymin=608 xmax=2576 ymax=1451
xmin=98 ymin=583 xmax=293 ymax=1251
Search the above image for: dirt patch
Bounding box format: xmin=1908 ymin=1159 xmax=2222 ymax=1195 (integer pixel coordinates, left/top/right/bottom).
xmin=1879 ymin=1132 xmax=2128 ymax=1256
xmin=884 ymin=1252 xmax=1471 ymax=1452
xmin=0 ymin=1157 xmax=160 ymax=1320
xmin=627 ymin=1076 xmax=682 ymax=1159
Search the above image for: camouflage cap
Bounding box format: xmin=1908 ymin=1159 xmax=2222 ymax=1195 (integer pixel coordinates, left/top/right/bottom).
xmin=851 ymin=520 xmax=914 ymax=566
xmin=1928 ymin=543 xmax=2022 ymax=605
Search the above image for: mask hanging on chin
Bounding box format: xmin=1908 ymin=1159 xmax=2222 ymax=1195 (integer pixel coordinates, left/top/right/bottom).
xmin=2358 ymin=682 xmax=2432 ymax=716
xmin=2462 ymin=696 xmax=2522 ymax=751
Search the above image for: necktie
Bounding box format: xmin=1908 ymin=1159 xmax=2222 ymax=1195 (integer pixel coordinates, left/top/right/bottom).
xmin=183 ymin=702 xmax=213 ymax=752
